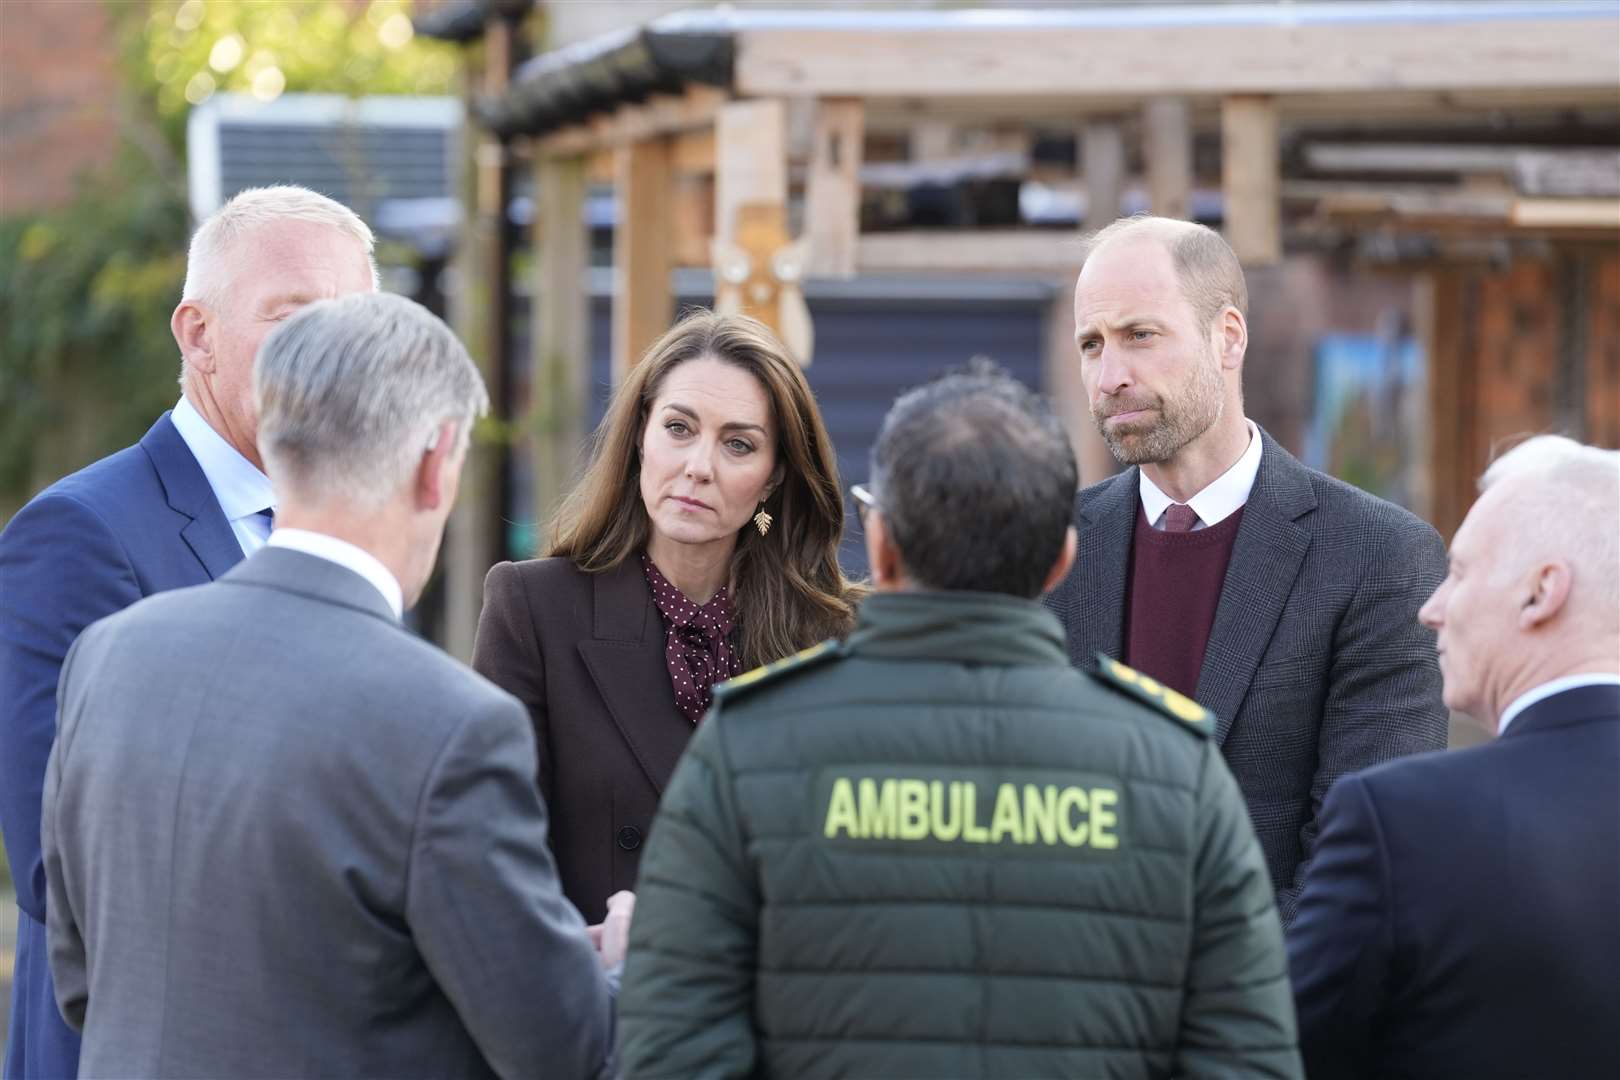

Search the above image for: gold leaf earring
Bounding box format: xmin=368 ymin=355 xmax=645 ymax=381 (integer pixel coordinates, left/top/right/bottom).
xmin=753 ymin=502 xmax=773 ymax=537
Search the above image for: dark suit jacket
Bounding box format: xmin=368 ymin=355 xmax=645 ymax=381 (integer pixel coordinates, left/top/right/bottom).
xmin=474 ymin=557 xmax=692 ymax=922
xmin=1046 ymin=430 xmax=1449 ymax=922
xmin=1287 ymin=683 xmax=1620 ymax=1079
xmin=43 ymin=547 xmax=613 ymax=1078
xmin=0 ymin=412 xmax=242 ymax=1079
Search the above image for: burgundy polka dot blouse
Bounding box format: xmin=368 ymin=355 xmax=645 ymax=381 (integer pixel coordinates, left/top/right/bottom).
xmin=640 ymin=552 xmax=743 ymax=723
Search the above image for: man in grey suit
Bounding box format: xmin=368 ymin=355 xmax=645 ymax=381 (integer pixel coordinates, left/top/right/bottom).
xmin=1045 ymin=215 xmax=1448 ymax=924
xmin=41 ymin=292 xmax=619 ymax=1078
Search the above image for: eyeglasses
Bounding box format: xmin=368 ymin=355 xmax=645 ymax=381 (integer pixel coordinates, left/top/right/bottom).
xmin=850 ymin=483 xmax=876 ymax=526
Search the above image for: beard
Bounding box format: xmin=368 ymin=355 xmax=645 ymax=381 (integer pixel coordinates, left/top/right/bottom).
xmin=1092 ymin=352 xmax=1226 ymax=465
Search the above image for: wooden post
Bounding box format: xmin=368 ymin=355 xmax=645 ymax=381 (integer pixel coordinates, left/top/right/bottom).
xmin=612 ymin=137 xmax=674 ymax=380
xmin=532 ymin=155 xmax=590 ymax=538
xmin=713 ymin=99 xmax=812 ymax=357
xmin=806 ymin=98 xmax=863 ymax=277
xmin=716 ymin=99 xmax=787 ymax=247
xmin=1143 ymin=98 xmax=1192 ymax=220
xmin=911 ymin=120 xmax=954 ymax=162
xmin=444 ymin=14 xmax=514 ymax=661
xmin=1221 ymin=95 xmax=1281 ymax=263
xmin=1081 ymin=120 xmax=1126 ymax=228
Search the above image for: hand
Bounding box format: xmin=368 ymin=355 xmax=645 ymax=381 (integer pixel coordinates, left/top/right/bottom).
xmin=586 ymin=890 xmax=636 ymax=970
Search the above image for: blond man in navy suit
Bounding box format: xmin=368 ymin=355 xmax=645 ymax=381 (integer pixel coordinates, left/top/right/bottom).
xmin=42 ymin=293 xmax=621 ymax=1078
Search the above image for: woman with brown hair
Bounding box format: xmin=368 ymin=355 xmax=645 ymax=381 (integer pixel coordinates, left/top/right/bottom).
xmin=472 ymin=310 xmax=863 ymax=921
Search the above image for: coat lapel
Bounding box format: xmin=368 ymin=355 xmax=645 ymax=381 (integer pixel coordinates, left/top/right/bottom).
xmin=1196 ymin=431 xmax=1316 ymax=743
xmin=576 ymin=561 xmax=690 ymax=796
xmin=1065 ymin=469 xmax=1139 ymax=662
xmin=140 ymin=412 xmax=244 ymax=581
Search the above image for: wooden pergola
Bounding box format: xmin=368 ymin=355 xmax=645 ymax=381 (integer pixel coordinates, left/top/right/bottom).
xmin=424 ymin=0 xmax=1619 ymax=655
xmin=511 ymin=3 xmax=1613 ymax=354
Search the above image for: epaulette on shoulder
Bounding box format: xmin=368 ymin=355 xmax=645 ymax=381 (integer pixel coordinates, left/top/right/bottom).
xmin=712 ymin=639 xmax=843 ymax=706
xmin=1088 ymin=653 xmax=1215 ymax=738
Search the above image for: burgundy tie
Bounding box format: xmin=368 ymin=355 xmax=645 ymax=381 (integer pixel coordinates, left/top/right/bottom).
xmin=1162 ymin=503 xmax=1200 ymax=533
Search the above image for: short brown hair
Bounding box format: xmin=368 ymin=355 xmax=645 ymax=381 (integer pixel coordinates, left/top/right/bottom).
xmin=1081 ymin=215 xmax=1248 ymax=328
xmin=548 ymin=310 xmax=863 ymax=666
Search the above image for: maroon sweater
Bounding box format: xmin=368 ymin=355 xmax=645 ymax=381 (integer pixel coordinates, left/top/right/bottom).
xmin=1123 ymin=503 xmax=1245 ymax=699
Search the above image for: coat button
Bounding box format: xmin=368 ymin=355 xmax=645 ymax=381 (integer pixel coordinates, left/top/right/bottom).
xmin=616 ymin=826 xmax=642 ymax=851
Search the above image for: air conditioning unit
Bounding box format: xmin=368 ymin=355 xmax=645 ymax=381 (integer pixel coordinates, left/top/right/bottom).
xmin=186 ymin=92 xmax=464 ymax=255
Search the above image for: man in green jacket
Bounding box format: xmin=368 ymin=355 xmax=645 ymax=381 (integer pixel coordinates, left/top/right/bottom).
xmin=618 ymin=363 xmax=1301 ymax=1079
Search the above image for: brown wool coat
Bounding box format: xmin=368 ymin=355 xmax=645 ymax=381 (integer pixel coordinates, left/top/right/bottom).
xmin=473 ymin=557 xmax=692 ymax=922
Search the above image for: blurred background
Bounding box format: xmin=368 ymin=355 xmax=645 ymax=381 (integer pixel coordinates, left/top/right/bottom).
xmin=2 ymin=0 xmax=1618 ymax=1037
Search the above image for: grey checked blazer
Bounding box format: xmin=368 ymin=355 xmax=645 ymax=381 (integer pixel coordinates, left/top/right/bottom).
xmin=1046 ymin=430 xmax=1449 ymax=923
xmin=42 ymin=546 xmax=614 ymax=1079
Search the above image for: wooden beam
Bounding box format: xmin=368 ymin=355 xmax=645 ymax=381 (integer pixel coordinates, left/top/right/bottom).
xmin=1144 ymin=98 xmax=1191 ymax=220
xmin=911 ymin=120 xmax=956 ymax=161
xmin=734 ymin=14 xmax=1620 ymax=97
xmin=1303 ymin=144 xmax=1620 ymax=189
xmin=1222 ymin=95 xmax=1281 ymax=264
xmin=851 ymin=85 xmax=1620 ymax=133
xmin=672 ymin=129 xmax=716 ymax=175
xmin=857 ymin=230 xmax=1082 ymax=274
xmin=805 ymin=98 xmax=864 ymax=277
xmin=532 ymin=155 xmax=591 ymax=534
xmin=716 ymin=98 xmax=787 ymax=245
xmin=1511 ymin=198 xmax=1620 ymax=230
xmin=612 ymin=138 xmax=674 ymax=381
xmin=536 ymin=85 xmax=727 ymax=158
xmin=671 ymin=174 xmax=714 ymax=267
xmin=1081 ymin=120 xmax=1126 ymax=228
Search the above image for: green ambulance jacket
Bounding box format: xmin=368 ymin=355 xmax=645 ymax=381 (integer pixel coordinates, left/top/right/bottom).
xmin=617 ymin=590 xmax=1302 ymax=1080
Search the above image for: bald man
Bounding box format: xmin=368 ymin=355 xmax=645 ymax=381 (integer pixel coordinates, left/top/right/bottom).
xmin=1046 ymin=215 xmax=1449 ymax=923
xmin=1288 ymin=436 xmax=1620 ymax=1078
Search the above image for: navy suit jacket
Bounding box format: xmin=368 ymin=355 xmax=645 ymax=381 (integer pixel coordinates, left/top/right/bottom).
xmin=1287 ymin=683 xmax=1620 ymax=1079
xmin=0 ymin=412 xmax=243 ymax=1079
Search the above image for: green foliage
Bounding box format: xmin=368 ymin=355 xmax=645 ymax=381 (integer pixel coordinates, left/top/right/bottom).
xmin=0 ymin=157 xmax=190 ymax=501
xmin=1 ymin=1 xmax=460 ymax=507
xmin=125 ymin=0 xmax=460 ymax=151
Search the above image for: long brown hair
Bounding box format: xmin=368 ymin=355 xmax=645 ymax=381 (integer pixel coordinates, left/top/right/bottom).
xmin=549 ymin=310 xmax=864 ymax=667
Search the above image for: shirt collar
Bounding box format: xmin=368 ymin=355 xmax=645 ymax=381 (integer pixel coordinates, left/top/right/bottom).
xmin=266 ymin=528 xmax=404 ymax=620
xmin=1139 ymin=419 xmax=1262 ymax=529
xmin=169 ymin=396 xmax=275 ymax=524
xmin=1498 ymin=673 xmax=1620 ymax=734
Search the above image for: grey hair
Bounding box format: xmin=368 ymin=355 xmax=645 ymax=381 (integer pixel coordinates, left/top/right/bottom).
xmin=254 ymin=292 xmax=489 ymax=510
xmin=1081 ymin=214 xmax=1249 ymax=327
xmin=1480 ymin=434 xmax=1620 ymax=630
xmin=182 ymin=185 xmax=379 ymax=308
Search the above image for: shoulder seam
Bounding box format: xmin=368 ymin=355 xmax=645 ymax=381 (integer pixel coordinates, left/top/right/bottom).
xmin=11 ymin=488 xmax=141 ymax=586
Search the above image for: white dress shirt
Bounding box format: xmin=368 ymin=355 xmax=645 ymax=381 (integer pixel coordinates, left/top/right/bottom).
xmin=169 ymin=396 xmax=276 ymax=555
xmin=1139 ymin=419 xmax=1264 ymax=531
xmin=266 ymin=528 xmax=404 ymax=620
xmin=1497 ymin=673 xmax=1620 ymax=735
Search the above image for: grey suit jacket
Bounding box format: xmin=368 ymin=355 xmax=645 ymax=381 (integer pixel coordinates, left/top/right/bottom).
xmin=1046 ymin=430 xmax=1449 ymax=923
xmin=42 ymin=546 xmax=614 ymax=1079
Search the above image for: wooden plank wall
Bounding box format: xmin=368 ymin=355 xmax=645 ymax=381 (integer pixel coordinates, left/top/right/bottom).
xmin=1427 ymin=248 xmax=1620 ymax=540
xmin=1586 ymin=254 xmax=1620 ymax=448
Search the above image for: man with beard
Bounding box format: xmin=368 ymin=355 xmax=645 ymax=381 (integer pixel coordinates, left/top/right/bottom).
xmin=1045 ymin=216 xmax=1448 ymax=924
